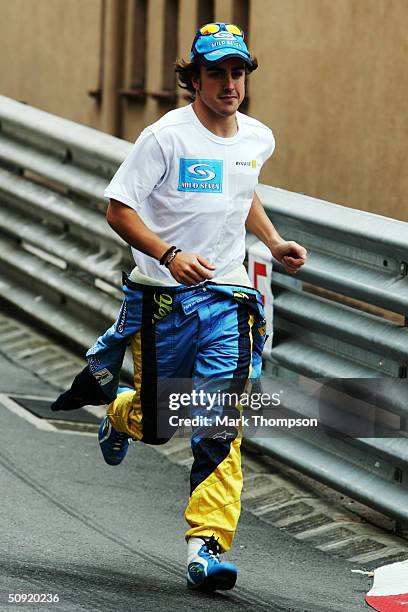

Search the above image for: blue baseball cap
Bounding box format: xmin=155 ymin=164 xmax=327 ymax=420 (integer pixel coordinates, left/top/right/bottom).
xmin=191 ymin=22 xmax=254 ymax=68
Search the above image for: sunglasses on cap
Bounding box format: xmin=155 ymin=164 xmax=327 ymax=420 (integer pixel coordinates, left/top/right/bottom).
xmin=198 ymin=23 xmax=244 ymax=37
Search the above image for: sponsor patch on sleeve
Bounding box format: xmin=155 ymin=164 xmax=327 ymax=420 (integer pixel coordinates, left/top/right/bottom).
xmin=94 ymin=368 xmax=114 ymax=386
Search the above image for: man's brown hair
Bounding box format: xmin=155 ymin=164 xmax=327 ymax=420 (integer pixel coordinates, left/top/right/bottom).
xmin=174 ymin=58 xmax=202 ymax=97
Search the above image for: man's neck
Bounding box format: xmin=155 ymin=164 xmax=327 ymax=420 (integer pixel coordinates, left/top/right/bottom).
xmin=192 ymin=100 xmax=238 ymax=138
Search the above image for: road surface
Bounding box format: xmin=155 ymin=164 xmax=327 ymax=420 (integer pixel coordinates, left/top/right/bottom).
xmin=0 ymin=352 xmax=371 ymax=611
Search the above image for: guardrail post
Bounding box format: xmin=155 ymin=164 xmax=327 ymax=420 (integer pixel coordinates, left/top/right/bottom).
xmin=247 ymin=240 xmax=273 ymax=357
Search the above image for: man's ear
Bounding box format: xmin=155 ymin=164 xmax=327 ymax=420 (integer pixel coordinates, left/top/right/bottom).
xmin=191 ymin=76 xmax=201 ymax=92
xmin=191 ymin=66 xmax=202 ymax=92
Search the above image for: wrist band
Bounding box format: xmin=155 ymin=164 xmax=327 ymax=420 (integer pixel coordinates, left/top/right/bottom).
xmin=160 ymin=246 xmax=177 ymax=265
xmin=165 ymin=249 xmax=181 ymax=267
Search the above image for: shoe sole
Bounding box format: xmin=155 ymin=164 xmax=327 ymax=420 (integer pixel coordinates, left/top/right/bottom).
xmin=188 ymin=569 xmax=237 ymax=592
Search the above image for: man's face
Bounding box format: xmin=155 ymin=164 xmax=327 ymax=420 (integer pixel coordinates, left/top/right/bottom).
xmin=193 ymin=58 xmax=246 ymax=117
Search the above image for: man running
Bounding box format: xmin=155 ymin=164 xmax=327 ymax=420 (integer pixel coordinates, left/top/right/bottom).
xmin=52 ymin=22 xmax=306 ymax=592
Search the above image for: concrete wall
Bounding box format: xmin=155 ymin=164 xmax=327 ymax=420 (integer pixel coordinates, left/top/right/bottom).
xmin=250 ymin=0 xmax=407 ymax=221
xmin=0 ymin=0 xmax=405 ymax=220
xmin=0 ymin=0 xmax=102 ymax=129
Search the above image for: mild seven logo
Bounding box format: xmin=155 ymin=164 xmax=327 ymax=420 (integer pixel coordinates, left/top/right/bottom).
xmin=178 ymin=158 xmax=223 ymax=193
xmin=187 ymin=163 xmax=216 ymax=181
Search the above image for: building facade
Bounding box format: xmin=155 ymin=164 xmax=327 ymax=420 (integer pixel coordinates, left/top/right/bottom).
xmin=0 ymin=0 xmax=405 ymax=220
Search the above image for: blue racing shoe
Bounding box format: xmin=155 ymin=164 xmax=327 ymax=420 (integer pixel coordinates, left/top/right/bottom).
xmin=187 ymin=536 xmax=237 ymax=591
xmin=98 ymin=417 xmax=130 ymax=466
xmin=98 ymin=387 xmax=134 ymax=466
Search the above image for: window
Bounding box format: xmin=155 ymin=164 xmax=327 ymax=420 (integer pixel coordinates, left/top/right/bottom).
xmin=233 ymin=0 xmax=250 ymax=110
xmin=233 ymin=0 xmax=249 ymax=41
xmin=130 ymin=0 xmax=147 ymax=89
xmin=197 ymin=0 xmax=214 ymax=27
xmin=162 ymin=0 xmax=179 ymax=91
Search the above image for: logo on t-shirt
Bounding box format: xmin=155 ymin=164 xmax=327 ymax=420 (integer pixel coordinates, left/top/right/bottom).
xmin=235 ymin=160 xmax=257 ymax=168
xmin=178 ymin=158 xmax=223 ymax=193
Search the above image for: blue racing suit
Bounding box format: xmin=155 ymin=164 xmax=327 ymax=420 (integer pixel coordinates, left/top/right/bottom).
xmin=85 ymin=273 xmax=267 ymax=551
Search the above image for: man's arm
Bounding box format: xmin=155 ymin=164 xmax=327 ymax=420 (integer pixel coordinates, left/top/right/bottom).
xmin=106 ymin=199 xmax=215 ymax=285
xmin=245 ymin=192 xmax=307 ymax=273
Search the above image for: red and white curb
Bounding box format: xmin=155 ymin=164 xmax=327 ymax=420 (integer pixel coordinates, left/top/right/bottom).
xmin=365 ymin=560 xmax=408 ymax=611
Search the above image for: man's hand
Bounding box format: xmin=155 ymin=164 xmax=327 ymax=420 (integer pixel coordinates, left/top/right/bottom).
xmin=272 ymin=241 xmax=307 ymax=274
xmin=168 ymin=252 xmax=216 ymax=285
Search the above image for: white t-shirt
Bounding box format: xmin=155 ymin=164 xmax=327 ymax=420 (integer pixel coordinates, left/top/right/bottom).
xmin=104 ymin=104 xmax=275 ymax=284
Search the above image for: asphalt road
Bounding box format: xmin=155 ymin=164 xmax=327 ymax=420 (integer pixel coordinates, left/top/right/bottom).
xmin=0 ymin=353 xmax=372 ymax=611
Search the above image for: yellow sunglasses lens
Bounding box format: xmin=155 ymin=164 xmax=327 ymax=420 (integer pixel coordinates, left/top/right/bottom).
xmin=226 ymin=24 xmax=243 ymax=35
xmin=200 ymin=23 xmax=220 ymax=35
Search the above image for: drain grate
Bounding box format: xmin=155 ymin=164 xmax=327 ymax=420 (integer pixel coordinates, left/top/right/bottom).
xmin=244 ymin=488 xmax=298 ymax=511
xmin=327 ymin=538 xmax=386 ymax=558
xmin=362 ymin=550 xmax=408 ymax=569
xmin=259 ymin=501 xmax=314 ymax=523
xmin=0 ymin=313 xmax=85 ymax=390
xmin=282 ymin=514 xmax=334 ymax=534
xmin=301 ymin=526 xmax=355 ymax=547
xmin=11 ymin=395 xmax=99 ymax=424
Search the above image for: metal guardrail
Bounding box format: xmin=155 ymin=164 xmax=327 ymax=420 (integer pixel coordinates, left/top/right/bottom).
xmin=256 ymin=184 xmax=408 ymax=378
xmin=0 ymin=95 xmax=407 ymax=530
xmin=248 ymin=184 xmax=408 ymax=528
xmin=0 ymin=95 xmax=134 ymax=376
